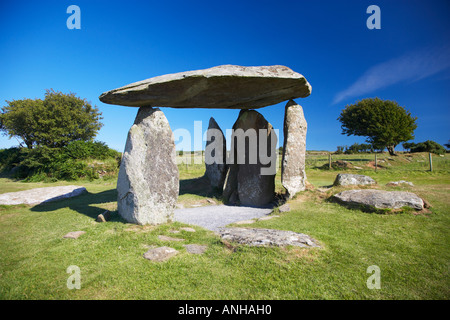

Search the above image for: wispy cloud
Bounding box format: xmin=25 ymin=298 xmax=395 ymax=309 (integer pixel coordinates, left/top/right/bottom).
xmin=333 ymin=45 xmax=450 ymax=104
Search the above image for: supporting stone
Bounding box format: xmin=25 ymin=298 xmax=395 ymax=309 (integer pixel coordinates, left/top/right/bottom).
xmin=223 ymin=110 xmax=277 ymax=207
xmin=117 ymin=107 xmax=179 ymax=225
xmin=281 ymin=100 xmax=307 ymax=198
xmin=204 ymin=117 xmax=228 ymax=190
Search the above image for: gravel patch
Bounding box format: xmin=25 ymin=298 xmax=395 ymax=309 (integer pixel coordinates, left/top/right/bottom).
xmin=173 ymin=205 xmax=273 ymax=232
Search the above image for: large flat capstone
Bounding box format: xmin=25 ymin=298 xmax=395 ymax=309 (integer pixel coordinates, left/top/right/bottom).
xmin=99 ymin=65 xmax=311 ymax=109
xmin=117 ymin=107 xmax=179 ymax=225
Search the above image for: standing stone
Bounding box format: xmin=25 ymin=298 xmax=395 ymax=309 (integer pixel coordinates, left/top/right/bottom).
xmin=223 ymin=110 xmax=277 ymax=207
xmin=281 ymin=100 xmax=307 ymax=198
xmin=204 ymin=117 xmax=228 ymax=190
xmin=117 ymin=107 xmax=179 ymax=225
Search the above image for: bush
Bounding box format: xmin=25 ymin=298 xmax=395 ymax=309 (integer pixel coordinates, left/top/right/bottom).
xmin=0 ymin=140 xmax=120 ymax=181
xmin=405 ymin=140 xmax=446 ymax=155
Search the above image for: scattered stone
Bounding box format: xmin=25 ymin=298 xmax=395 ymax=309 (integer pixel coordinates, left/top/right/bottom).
xmin=206 ymin=198 xmax=217 ymax=205
xmin=205 ymin=117 xmax=228 ymax=190
xmin=386 ymin=180 xmax=414 ymax=187
xmin=258 ymin=215 xmax=280 ymax=221
xmin=169 ymin=229 xmax=180 ymax=234
xmin=223 ymin=110 xmax=277 ymax=207
xmin=281 ymin=100 xmax=307 ymax=198
xmin=117 ymin=107 xmax=179 ymax=225
xmin=278 ymin=203 xmax=291 ymax=213
xmin=158 ymin=235 xmax=185 ymax=242
xmin=99 ymin=65 xmax=311 ymax=109
xmin=234 ymin=220 xmax=256 ymax=225
xmin=184 ymin=244 xmax=208 ymax=255
xmin=63 ymin=231 xmax=86 ymax=239
xmin=332 ymin=189 xmax=424 ymax=211
xmin=180 ymin=227 xmax=196 ymax=232
xmin=333 ymin=173 xmax=376 ymax=186
xmin=96 ymin=210 xmax=111 ymax=223
xmin=0 ymin=185 xmax=86 ymax=206
xmin=143 ymin=246 xmax=179 ymax=262
xmin=218 ymin=228 xmax=320 ymax=248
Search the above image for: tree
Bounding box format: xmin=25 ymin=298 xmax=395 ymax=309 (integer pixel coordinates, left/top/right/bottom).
xmin=1 ymin=89 xmax=103 ymax=149
xmin=444 ymin=140 xmax=450 ymax=150
xmin=337 ymin=98 xmax=417 ymax=156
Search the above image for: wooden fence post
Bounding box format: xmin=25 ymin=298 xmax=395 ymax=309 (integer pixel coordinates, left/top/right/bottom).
xmin=429 ymin=153 xmax=433 ymax=172
xmin=375 ymin=153 xmax=378 ymax=172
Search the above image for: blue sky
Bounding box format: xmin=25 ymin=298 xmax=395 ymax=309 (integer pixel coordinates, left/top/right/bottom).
xmin=1 ymin=0 xmax=449 ymax=152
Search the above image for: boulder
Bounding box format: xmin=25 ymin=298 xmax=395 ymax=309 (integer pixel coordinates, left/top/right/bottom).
xmin=281 ymin=100 xmax=307 ymax=198
xmin=218 ymin=228 xmax=320 ymax=248
xmin=117 ymin=107 xmax=179 ymax=225
xmin=99 ymin=65 xmax=311 ymax=109
xmin=333 ymin=173 xmax=376 ymax=186
xmin=333 ymin=189 xmax=424 ymax=211
xmin=204 ymin=117 xmax=228 ymax=189
xmin=223 ymin=110 xmax=277 ymax=207
xmin=0 ymin=185 xmax=86 ymax=206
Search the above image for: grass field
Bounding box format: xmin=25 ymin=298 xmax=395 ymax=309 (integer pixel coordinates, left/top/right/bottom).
xmin=0 ymin=152 xmax=448 ymax=299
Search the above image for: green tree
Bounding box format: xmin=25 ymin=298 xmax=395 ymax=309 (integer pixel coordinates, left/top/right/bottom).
xmin=337 ymin=98 xmax=417 ymax=156
xmin=410 ymin=140 xmax=446 ymax=155
xmin=1 ymin=89 xmax=103 ymax=149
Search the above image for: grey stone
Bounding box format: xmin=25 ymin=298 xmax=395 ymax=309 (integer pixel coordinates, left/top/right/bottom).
xmin=333 ymin=173 xmax=376 ymax=186
xmin=0 ymin=186 xmax=86 ymax=206
xmin=96 ymin=210 xmax=111 ymax=223
xmin=281 ymin=100 xmax=307 ymax=198
xmin=278 ymin=203 xmax=291 ymax=213
xmin=333 ymin=189 xmax=424 ymax=210
xmin=258 ymin=215 xmax=280 ymax=221
xmin=180 ymin=227 xmax=196 ymax=232
xmin=234 ymin=219 xmax=256 ymax=225
xmin=143 ymin=246 xmax=179 ymax=262
xmin=117 ymin=107 xmax=179 ymax=225
xmin=218 ymin=228 xmax=320 ymax=248
xmin=223 ymin=110 xmax=277 ymax=207
xmin=99 ymin=65 xmax=311 ymax=109
xmin=386 ymin=180 xmax=414 ymax=187
xmin=158 ymin=235 xmax=185 ymax=242
xmin=63 ymin=231 xmax=86 ymax=239
xmin=184 ymin=244 xmax=208 ymax=254
xmin=204 ymin=117 xmax=228 ymax=190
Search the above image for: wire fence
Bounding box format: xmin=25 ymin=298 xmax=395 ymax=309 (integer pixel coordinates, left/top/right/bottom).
xmin=176 ymin=151 xmax=450 ymax=173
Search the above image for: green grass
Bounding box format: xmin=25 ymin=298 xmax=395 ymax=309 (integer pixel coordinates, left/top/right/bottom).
xmin=0 ymin=152 xmax=449 ymax=299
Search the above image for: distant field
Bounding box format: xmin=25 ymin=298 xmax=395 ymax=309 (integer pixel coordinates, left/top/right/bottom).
xmin=0 ymin=152 xmax=448 ymax=299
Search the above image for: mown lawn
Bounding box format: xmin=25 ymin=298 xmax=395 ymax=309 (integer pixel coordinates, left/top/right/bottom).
xmin=0 ymin=153 xmax=448 ymax=299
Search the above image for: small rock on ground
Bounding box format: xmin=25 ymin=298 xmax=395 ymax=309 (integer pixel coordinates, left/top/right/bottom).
xmin=63 ymin=231 xmax=86 ymax=239
xmin=158 ymin=235 xmax=185 ymax=242
xmin=258 ymin=215 xmax=280 ymax=221
xmin=218 ymin=228 xmax=320 ymax=248
xmin=184 ymin=244 xmax=208 ymax=254
xmin=278 ymin=203 xmax=290 ymax=212
xmin=143 ymin=246 xmax=178 ymax=262
xmin=180 ymin=227 xmax=196 ymax=232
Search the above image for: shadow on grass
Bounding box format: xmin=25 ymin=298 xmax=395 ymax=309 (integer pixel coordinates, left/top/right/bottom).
xmin=30 ymin=188 xmax=127 ymax=223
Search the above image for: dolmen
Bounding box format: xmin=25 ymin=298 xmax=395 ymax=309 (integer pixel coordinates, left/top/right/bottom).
xmin=99 ymin=65 xmax=312 ymax=225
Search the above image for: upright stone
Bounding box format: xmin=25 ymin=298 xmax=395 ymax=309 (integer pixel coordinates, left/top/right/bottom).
xmin=204 ymin=117 xmax=227 ymax=190
xmin=223 ymin=110 xmax=277 ymax=207
xmin=281 ymin=100 xmax=307 ymax=198
xmin=117 ymin=107 xmax=179 ymax=225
